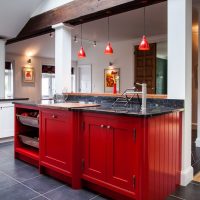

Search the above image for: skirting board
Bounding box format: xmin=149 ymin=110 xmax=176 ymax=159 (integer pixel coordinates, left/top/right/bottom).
xmin=0 ymin=136 xmax=14 ymax=144
xmin=181 ymin=166 xmax=194 ymax=186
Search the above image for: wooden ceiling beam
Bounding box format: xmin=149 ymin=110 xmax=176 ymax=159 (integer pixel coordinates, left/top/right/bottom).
xmin=7 ymin=0 xmax=166 ymax=45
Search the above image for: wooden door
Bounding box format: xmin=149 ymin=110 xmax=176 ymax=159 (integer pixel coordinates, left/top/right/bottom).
xmin=106 ymin=118 xmax=140 ymax=193
xmin=82 ymin=116 xmax=107 ymax=181
xmin=134 ymin=43 xmax=156 ymax=94
xmin=40 ymin=109 xmax=73 ymax=174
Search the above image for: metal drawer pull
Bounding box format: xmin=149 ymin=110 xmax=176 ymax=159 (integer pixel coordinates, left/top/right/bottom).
xmin=107 ymin=126 xmax=111 ymax=129
xmin=100 ymin=124 xmax=105 ymax=128
xmin=52 ymin=115 xmax=57 ymax=119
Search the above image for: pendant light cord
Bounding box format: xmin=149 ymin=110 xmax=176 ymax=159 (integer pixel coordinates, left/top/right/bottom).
xmin=143 ymin=7 xmax=146 ymax=83
xmin=108 ymin=16 xmax=110 ymax=42
xmin=81 ymin=24 xmax=83 ymax=46
xmin=144 ymin=7 xmax=146 ymax=36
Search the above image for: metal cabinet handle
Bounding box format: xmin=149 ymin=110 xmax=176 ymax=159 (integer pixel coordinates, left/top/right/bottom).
xmin=100 ymin=124 xmax=105 ymax=128
xmin=107 ymin=125 xmax=111 ymax=129
xmin=52 ymin=115 xmax=57 ymax=119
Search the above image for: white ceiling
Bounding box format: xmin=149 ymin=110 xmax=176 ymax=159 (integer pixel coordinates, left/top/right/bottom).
xmin=74 ymin=2 xmax=167 ymax=43
xmin=0 ymin=0 xmax=43 ymax=39
xmin=6 ymin=2 xmax=168 ymax=58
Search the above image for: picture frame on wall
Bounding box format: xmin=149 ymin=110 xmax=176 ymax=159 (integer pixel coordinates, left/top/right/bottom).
xmin=22 ymin=67 xmax=35 ymax=83
xmin=104 ymin=68 xmax=120 ymax=93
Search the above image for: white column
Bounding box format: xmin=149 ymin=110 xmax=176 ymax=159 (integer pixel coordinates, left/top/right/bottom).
xmin=168 ymin=0 xmax=193 ymax=186
xmin=196 ymin=7 xmax=200 ymax=147
xmin=0 ymin=40 xmax=5 ymax=98
xmin=52 ymin=23 xmax=72 ymax=93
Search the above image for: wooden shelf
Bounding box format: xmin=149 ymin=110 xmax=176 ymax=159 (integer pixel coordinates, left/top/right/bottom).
xmin=15 ymin=147 xmax=39 ymax=161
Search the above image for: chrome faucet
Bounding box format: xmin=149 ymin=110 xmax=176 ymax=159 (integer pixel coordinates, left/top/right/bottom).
xmin=135 ymin=83 xmax=147 ymax=112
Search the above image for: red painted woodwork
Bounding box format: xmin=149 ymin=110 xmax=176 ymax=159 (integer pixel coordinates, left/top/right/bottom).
xmin=14 ymin=104 xmax=182 ymax=200
xmin=82 ymin=113 xmax=141 ymax=199
xmin=82 ymin=116 xmax=107 ymax=181
xmin=81 ymin=112 xmax=182 ymax=200
xmin=14 ymin=104 xmax=40 ymax=167
xmin=40 ymin=109 xmax=73 ymax=176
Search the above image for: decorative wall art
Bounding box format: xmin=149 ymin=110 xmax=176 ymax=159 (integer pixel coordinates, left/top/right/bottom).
xmin=104 ymin=68 xmax=120 ymax=93
xmin=22 ymin=67 xmax=35 ymax=83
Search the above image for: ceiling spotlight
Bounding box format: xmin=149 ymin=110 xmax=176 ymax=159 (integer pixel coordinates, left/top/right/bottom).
xmin=93 ymin=41 xmax=97 ymax=47
xmin=74 ymin=36 xmax=78 ymax=43
xmin=27 ymin=59 xmax=31 ymax=64
xmin=49 ymin=32 xmax=54 ymax=38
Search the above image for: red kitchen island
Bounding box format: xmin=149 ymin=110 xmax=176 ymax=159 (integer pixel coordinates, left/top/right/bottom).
xmin=14 ymin=101 xmax=183 ymax=200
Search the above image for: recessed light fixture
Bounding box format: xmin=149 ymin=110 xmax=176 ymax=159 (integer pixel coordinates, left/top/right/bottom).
xmin=74 ymin=36 xmax=78 ymax=43
xmin=49 ymin=32 xmax=54 ymax=38
xmin=93 ymin=41 xmax=97 ymax=47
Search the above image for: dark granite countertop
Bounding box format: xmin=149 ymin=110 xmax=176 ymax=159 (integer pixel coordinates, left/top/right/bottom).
xmin=0 ymin=97 xmax=29 ymax=102
xmin=13 ymin=100 xmax=184 ymax=117
xmin=13 ymin=100 xmax=54 ymax=107
xmin=70 ymin=104 xmax=184 ymax=117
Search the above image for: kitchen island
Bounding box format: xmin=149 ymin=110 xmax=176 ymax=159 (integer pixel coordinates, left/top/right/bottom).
xmin=13 ymin=97 xmax=183 ymax=200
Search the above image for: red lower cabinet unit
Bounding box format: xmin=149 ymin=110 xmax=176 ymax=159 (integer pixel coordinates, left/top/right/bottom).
xmin=14 ymin=104 xmax=182 ymax=200
xmin=40 ymin=109 xmax=72 ymax=175
xmin=81 ymin=112 xmax=182 ymax=200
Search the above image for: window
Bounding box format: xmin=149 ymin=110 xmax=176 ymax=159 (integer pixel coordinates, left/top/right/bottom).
xmin=41 ymin=65 xmax=55 ymax=99
xmin=5 ymin=62 xmax=13 ymax=98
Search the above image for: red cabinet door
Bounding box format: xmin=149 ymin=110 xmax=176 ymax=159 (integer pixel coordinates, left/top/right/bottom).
xmin=106 ymin=117 xmax=141 ymax=193
xmin=82 ymin=116 xmax=107 ymax=181
xmin=40 ymin=110 xmax=73 ymax=174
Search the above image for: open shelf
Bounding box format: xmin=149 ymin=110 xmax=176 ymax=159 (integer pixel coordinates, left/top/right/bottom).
xmin=17 ymin=114 xmax=39 ymax=128
xmin=15 ymin=146 xmax=39 ymax=161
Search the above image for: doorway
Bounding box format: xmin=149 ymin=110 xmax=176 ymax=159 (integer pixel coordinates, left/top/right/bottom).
xmin=77 ymin=64 xmax=92 ymax=93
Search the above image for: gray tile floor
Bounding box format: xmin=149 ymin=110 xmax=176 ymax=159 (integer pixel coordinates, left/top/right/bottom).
xmin=0 ymin=142 xmax=200 ymax=200
xmin=0 ymin=142 xmax=108 ymax=200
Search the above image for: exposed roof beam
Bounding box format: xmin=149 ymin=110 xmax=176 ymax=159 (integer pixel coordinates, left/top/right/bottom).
xmin=7 ymin=0 xmax=166 ymax=45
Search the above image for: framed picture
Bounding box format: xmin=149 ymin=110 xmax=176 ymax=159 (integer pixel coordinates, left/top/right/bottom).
xmin=104 ymin=68 xmax=120 ymax=93
xmin=22 ymin=67 xmax=35 ymax=83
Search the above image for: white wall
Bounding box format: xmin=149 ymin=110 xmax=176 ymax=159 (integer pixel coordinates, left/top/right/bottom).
xmin=32 ymin=0 xmax=74 ymax=17
xmin=76 ymin=36 xmax=167 ymax=93
xmin=6 ymin=54 xmax=54 ymax=101
xmin=76 ymin=40 xmax=134 ymax=93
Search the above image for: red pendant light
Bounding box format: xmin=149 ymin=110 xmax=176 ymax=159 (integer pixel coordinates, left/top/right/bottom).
xmin=139 ymin=35 xmax=150 ymax=50
xmin=104 ymin=17 xmax=113 ymax=55
xmin=139 ymin=7 xmax=150 ymax=51
xmin=78 ymin=47 xmax=86 ymax=58
xmin=104 ymin=42 xmax=113 ymax=54
xmin=78 ymin=24 xmax=86 ymax=58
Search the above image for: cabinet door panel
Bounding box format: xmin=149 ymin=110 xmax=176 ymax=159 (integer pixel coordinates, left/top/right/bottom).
xmin=83 ymin=117 xmax=107 ymax=181
xmin=107 ymin=121 xmax=139 ymax=192
xmin=40 ymin=110 xmax=72 ymax=173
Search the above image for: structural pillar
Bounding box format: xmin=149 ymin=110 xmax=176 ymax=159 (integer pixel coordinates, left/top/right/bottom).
xmin=196 ymin=8 xmax=200 ymax=147
xmin=52 ymin=23 xmax=72 ymax=93
xmin=168 ymin=0 xmax=193 ymax=186
xmin=0 ymin=39 xmax=5 ymax=98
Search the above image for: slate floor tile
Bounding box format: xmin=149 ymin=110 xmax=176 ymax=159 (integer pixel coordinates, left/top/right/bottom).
xmin=172 ymin=183 xmax=200 ymax=200
xmin=166 ymin=195 xmax=186 ymax=200
xmin=31 ymin=196 xmax=50 ymax=200
xmin=44 ymin=186 xmax=96 ymax=200
xmin=22 ymin=175 xmax=63 ymax=194
xmin=0 ymin=183 xmax=38 ymax=200
xmin=0 ymin=158 xmax=28 ymax=171
xmin=0 ymin=171 xmax=18 ymax=190
xmin=2 ymin=164 xmax=39 ymax=182
xmin=93 ymin=196 xmax=110 ymax=200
